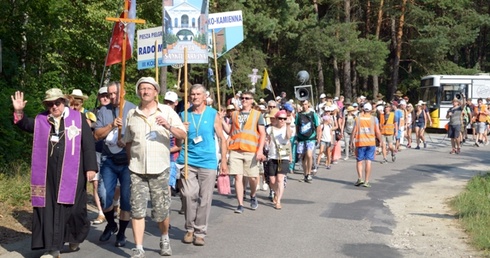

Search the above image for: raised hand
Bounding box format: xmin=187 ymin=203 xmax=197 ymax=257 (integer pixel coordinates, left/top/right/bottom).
xmin=11 ymin=91 xmax=27 ymax=111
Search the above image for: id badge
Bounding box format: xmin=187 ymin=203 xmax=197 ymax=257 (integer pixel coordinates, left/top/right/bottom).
xmin=148 ymin=131 xmax=157 ymax=140
xmin=193 ymin=135 xmax=203 ymax=144
xmin=50 ymin=135 xmax=59 ymax=143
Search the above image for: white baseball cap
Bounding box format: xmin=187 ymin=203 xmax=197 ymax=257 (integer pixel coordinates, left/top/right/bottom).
xmin=320 ymin=93 xmax=326 ymax=99
xmin=360 ymin=95 xmax=366 ymax=100
xmin=363 ymin=102 xmax=373 ymax=111
xmin=98 ymin=86 xmax=108 ymax=94
xmin=164 ymin=91 xmax=178 ymax=102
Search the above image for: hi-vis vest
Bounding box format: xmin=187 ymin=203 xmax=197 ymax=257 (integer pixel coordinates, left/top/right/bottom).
xmin=380 ymin=112 xmax=395 ymax=135
xmin=474 ymin=104 xmax=487 ymax=122
xmin=355 ymin=114 xmax=376 ymax=147
xmin=229 ymin=109 xmax=260 ymax=152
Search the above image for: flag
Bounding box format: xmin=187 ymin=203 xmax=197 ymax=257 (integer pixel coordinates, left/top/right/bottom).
xmin=226 ymin=59 xmax=232 ymax=88
xmin=105 ymin=0 xmax=137 ymax=66
xmin=262 ymin=68 xmax=273 ymax=92
xmin=208 ymin=67 xmax=215 ymax=83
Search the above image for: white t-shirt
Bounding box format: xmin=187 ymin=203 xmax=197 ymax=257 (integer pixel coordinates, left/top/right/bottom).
xmin=266 ymin=126 xmax=290 ymax=160
xmin=320 ymin=116 xmax=333 ymax=142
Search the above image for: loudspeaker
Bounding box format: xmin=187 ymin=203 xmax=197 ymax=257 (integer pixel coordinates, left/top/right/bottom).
xmin=294 ymin=85 xmax=313 ymax=101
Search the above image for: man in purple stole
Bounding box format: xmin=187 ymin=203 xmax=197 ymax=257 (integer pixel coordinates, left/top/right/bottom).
xmin=11 ymin=89 xmax=97 ymax=258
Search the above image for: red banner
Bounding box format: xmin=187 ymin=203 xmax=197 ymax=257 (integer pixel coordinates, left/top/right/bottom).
xmin=105 ymin=0 xmax=136 ymax=66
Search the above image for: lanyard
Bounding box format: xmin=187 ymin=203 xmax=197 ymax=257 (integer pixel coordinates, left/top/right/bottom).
xmin=191 ymin=107 xmax=206 ymax=136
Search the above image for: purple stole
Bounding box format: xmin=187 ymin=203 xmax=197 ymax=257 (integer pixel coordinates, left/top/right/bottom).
xmin=31 ymin=110 xmax=82 ymax=207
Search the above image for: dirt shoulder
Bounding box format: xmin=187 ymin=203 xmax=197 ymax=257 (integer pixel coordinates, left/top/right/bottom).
xmin=386 ymin=170 xmax=483 ymax=257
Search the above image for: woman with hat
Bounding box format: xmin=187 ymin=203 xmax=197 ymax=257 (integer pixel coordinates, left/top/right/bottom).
xmin=343 ymin=106 xmax=357 ymax=160
xmin=11 ymin=89 xmax=97 ymax=257
xmin=405 ymin=104 xmax=414 ymax=148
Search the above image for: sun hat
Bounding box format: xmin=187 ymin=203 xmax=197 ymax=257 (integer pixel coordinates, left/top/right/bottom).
xmin=43 ymin=88 xmax=67 ymax=102
xmin=70 ymin=89 xmax=88 ymax=100
xmin=347 ymin=106 xmax=355 ymax=112
xmin=136 ymin=77 xmax=160 ymax=97
xmin=164 ymin=91 xmax=178 ymax=102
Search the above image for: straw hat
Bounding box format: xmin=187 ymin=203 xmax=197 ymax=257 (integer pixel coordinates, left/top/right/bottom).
xmin=69 ymin=89 xmax=88 ymax=100
xmin=44 ymin=88 xmax=68 ymax=102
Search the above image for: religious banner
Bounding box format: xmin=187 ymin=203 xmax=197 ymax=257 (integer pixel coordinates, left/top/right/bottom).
xmin=162 ymin=0 xmax=209 ymax=64
xmin=137 ymin=26 xmax=164 ymax=70
xmin=208 ymin=10 xmax=244 ymax=59
xmin=106 ymin=0 xmax=137 ymax=66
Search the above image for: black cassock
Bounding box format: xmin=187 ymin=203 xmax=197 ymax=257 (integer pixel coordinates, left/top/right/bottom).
xmin=16 ymin=112 xmax=97 ymax=251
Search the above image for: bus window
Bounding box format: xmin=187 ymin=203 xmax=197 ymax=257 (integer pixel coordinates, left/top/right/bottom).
xmin=441 ymin=85 xmax=463 ymax=103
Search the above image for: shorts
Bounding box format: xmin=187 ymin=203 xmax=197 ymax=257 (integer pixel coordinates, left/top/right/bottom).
xmin=297 ymin=140 xmax=316 ymax=154
xmin=266 ymin=159 xmax=289 ymax=177
xmin=229 ymin=150 xmax=259 ymax=177
xmin=356 ymin=146 xmax=376 ymax=161
xmin=320 ymin=141 xmax=332 ymax=148
xmin=476 ymin=122 xmax=487 ymax=134
xmin=415 ymin=122 xmax=425 ymax=129
xmin=382 ymin=135 xmax=394 ymax=145
xmin=448 ymin=124 xmax=461 ymax=138
xmin=130 ymin=171 xmax=170 ymax=222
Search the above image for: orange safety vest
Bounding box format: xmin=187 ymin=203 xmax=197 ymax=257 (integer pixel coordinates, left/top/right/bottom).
xmin=474 ymin=104 xmax=488 ymax=122
xmin=355 ymin=114 xmax=376 ymax=147
xmin=380 ymin=112 xmax=395 ymax=135
xmin=229 ymin=109 xmax=260 ymax=152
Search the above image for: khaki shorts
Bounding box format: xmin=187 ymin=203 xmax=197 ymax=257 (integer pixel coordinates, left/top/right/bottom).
xmin=229 ymin=150 xmax=259 ymax=177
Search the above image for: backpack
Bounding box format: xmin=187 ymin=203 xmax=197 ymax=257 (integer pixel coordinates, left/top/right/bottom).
xmin=297 ymin=112 xmax=316 ymax=140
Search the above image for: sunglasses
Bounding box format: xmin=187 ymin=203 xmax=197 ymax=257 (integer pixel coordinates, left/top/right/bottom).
xmin=277 ymin=117 xmax=287 ymax=121
xmin=240 ymin=97 xmax=253 ymax=100
xmin=45 ymin=99 xmax=64 ymax=108
xmin=99 ymin=93 xmax=109 ymax=98
xmin=269 ymin=106 xmax=276 ymax=108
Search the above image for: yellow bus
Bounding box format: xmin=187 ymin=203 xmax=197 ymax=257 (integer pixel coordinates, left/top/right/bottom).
xmin=419 ymin=74 xmax=490 ymax=129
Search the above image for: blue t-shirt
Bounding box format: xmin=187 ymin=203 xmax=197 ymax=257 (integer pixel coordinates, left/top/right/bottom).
xmin=176 ymin=106 xmax=218 ymax=170
xmin=95 ymin=101 xmax=137 ymax=156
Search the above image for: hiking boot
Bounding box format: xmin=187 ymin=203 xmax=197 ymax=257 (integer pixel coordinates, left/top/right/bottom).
xmin=131 ymin=248 xmax=145 ymax=258
xmin=183 ymin=231 xmax=194 ymax=244
xmin=250 ymin=196 xmax=258 ymax=210
xmin=354 ymin=179 xmax=364 ymax=186
xmin=234 ymin=205 xmax=244 ymax=214
xmin=99 ymin=224 xmax=118 ymax=242
xmin=115 ymin=233 xmax=126 ymax=247
xmin=193 ymin=237 xmax=205 ymax=246
xmin=160 ymin=239 xmax=172 ymax=256
xmin=363 ymin=182 xmax=371 ymax=188
xmin=415 ymin=146 xmax=420 ymax=149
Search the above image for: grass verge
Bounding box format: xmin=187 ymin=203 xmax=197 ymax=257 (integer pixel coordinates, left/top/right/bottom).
xmin=451 ymin=172 xmax=490 ymax=253
xmin=0 ymin=160 xmax=31 ymax=207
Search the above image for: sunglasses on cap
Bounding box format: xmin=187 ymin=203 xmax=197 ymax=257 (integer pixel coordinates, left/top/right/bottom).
xmin=45 ymin=99 xmax=64 ymax=108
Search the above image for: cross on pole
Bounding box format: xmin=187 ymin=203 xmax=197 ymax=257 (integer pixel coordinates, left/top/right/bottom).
xmin=248 ymin=68 xmax=261 ymax=86
xmin=105 ymin=0 xmax=145 ymax=139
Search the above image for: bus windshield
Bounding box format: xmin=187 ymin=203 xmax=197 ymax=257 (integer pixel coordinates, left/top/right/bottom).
xmin=418 ymin=86 xmax=439 ymax=108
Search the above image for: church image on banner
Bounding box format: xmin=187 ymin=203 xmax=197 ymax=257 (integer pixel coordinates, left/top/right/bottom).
xmin=163 ymin=0 xmax=209 ymax=64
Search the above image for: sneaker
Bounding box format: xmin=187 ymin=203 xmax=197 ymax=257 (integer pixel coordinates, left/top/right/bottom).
xmin=68 ymin=243 xmax=80 ymax=251
xmin=160 ymin=239 xmax=172 ymax=256
xmin=354 ymin=179 xmax=364 ymax=186
xmin=343 ymin=157 xmax=349 ymax=161
xmin=234 ymin=205 xmax=244 ymax=214
xmin=363 ymin=182 xmax=371 ymax=188
xmin=392 ymin=154 xmax=396 ymax=162
xmin=250 ymin=196 xmax=258 ymax=210
xmin=115 ymin=233 xmax=126 ymax=247
xmin=99 ymin=224 xmax=118 ymax=242
xmin=326 ymin=165 xmax=331 ymax=170
xmin=475 ymin=142 xmax=480 ymax=147
xmin=307 ymin=175 xmax=313 ymax=182
xmin=92 ymin=214 xmax=106 ymax=225
xmin=312 ymin=165 xmax=318 ymax=175
xmin=415 ymin=146 xmax=420 ymax=149
xmin=131 ymin=248 xmax=145 ymax=258
xmin=193 ymin=236 xmax=205 ymax=246
xmin=303 ymin=175 xmax=309 ymax=182
xmin=183 ymin=231 xmax=194 ymax=244
xmin=423 ymin=142 xmax=427 ymax=148
xmin=380 ymin=158 xmax=388 ymax=164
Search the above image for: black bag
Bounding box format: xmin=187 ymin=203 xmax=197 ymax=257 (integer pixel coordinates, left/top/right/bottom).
xmin=111 ymin=153 xmax=129 ymax=166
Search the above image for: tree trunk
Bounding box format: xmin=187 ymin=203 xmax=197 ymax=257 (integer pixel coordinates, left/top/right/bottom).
xmin=333 ymin=57 xmax=341 ymax=97
xmin=343 ymin=0 xmax=352 ymax=100
xmin=391 ymin=0 xmax=407 ymax=98
xmin=317 ymin=58 xmax=325 ymax=97
xmin=372 ymin=0 xmax=384 ymax=99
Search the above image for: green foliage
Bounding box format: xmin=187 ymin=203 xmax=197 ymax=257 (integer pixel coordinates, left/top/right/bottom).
xmin=0 ymin=161 xmax=31 ymax=207
xmin=451 ymin=173 xmax=490 ymax=253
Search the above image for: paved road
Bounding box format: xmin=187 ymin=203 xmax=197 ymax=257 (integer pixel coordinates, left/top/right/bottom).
xmin=2 ymin=134 xmax=489 ymax=258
